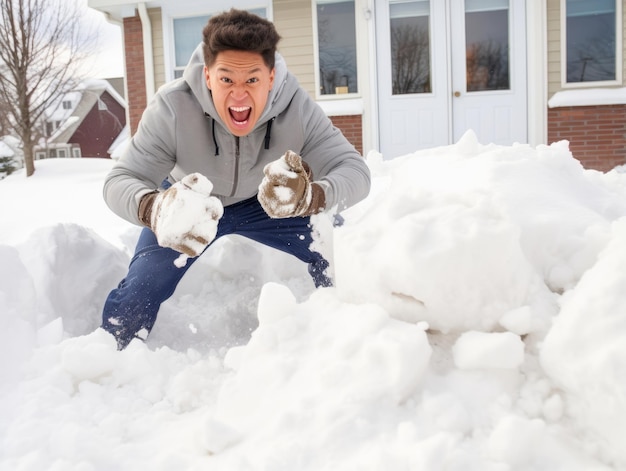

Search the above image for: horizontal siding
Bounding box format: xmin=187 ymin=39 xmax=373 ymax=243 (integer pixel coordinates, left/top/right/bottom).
xmin=546 ymin=0 xmax=560 ymax=98
xmin=149 ymin=8 xmax=166 ymax=90
xmin=274 ymin=0 xmax=316 ymax=98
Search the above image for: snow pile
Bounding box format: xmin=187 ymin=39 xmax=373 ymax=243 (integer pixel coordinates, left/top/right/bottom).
xmin=1 ymin=131 xmax=625 ymax=470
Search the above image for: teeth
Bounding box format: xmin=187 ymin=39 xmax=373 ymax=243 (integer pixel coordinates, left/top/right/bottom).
xmin=230 ymin=106 xmax=251 ymax=112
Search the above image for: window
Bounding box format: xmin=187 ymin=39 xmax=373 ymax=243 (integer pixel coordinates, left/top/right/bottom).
xmin=564 ymin=0 xmax=620 ymax=84
xmin=465 ymin=0 xmax=510 ymax=92
xmin=389 ymin=0 xmax=431 ymax=95
xmin=57 ymin=149 xmax=67 ymax=158
xmin=315 ymin=0 xmax=358 ymax=96
xmin=62 ymin=100 xmax=72 ymax=110
xmin=172 ymin=8 xmax=267 ymax=79
xmin=72 ymin=148 xmax=81 ymax=158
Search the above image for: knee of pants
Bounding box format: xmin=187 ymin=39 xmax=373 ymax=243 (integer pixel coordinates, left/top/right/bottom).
xmin=122 ymin=249 xmax=193 ymax=304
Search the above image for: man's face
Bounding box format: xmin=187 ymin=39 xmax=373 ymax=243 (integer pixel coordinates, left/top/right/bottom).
xmin=204 ymin=50 xmax=275 ymax=137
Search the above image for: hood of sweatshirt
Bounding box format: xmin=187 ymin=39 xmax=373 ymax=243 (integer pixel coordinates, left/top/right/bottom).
xmin=182 ymin=43 xmax=295 ymax=134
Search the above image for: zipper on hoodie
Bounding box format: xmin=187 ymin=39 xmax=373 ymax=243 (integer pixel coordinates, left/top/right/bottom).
xmin=230 ymin=136 xmax=240 ymax=197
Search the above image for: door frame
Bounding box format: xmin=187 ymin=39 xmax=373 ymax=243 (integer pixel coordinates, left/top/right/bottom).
xmin=365 ymin=0 xmax=547 ymax=155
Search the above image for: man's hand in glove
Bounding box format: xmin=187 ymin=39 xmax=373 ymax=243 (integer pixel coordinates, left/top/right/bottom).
xmin=138 ymin=173 xmax=224 ymax=257
xmin=257 ymin=150 xmax=326 ymax=219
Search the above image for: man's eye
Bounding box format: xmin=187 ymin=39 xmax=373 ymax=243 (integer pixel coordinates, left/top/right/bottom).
xmin=220 ymin=77 xmax=232 ymax=83
xmin=247 ymin=78 xmax=258 ymax=84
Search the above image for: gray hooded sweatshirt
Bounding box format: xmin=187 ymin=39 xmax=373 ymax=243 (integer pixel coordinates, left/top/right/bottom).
xmin=103 ymin=45 xmax=371 ymax=226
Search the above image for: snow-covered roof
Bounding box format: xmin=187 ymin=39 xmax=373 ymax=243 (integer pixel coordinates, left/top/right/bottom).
xmin=108 ymin=124 xmax=130 ymax=159
xmin=0 ymin=141 xmax=13 ymax=158
xmin=46 ymin=79 xmax=127 ymax=145
xmin=78 ymin=78 xmax=127 ymax=108
xmin=0 ymin=135 xmax=21 ymax=152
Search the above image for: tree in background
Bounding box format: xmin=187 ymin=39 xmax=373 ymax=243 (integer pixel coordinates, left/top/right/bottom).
xmin=0 ymin=0 xmax=96 ymax=176
xmin=0 ymin=155 xmax=17 ymax=178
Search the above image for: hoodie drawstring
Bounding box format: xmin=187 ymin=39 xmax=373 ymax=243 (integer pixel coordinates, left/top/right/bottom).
xmin=211 ymin=118 xmax=220 ymax=156
xmin=264 ymin=118 xmax=275 ymax=150
xmin=204 ymin=112 xmax=220 ymax=156
xmin=206 ymin=113 xmax=274 ymax=155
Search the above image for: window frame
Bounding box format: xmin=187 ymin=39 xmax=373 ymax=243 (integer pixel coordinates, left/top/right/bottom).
xmin=312 ymin=0 xmax=361 ymax=100
xmin=560 ymin=0 xmax=622 ymax=88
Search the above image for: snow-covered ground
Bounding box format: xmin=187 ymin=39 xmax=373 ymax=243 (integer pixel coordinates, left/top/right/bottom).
xmin=1 ymin=131 xmax=625 ymax=470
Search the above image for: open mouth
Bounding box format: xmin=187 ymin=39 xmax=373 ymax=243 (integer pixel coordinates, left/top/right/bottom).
xmin=229 ymin=106 xmax=251 ymax=124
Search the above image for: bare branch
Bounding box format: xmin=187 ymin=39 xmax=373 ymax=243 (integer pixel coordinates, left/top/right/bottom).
xmin=0 ymin=0 xmax=99 ymax=176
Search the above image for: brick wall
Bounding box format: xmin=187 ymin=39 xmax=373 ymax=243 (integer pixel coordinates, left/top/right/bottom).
xmin=123 ymin=14 xmax=146 ymax=135
xmin=548 ymin=104 xmax=626 ymax=172
xmin=329 ymin=115 xmax=363 ymax=156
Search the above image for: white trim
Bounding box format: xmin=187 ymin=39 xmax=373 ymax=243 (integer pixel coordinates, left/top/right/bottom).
xmin=138 ymin=3 xmax=156 ymax=101
xmin=317 ymin=98 xmax=364 ymax=116
xmin=365 ymin=0 xmax=379 ymax=154
xmin=312 ymin=0 xmax=322 ymax=98
xmin=527 ymin=0 xmax=547 ymax=145
xmin=559 ymin=0 xmax=623 ymax=88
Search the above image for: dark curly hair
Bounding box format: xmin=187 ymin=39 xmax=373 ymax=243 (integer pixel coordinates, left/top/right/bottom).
xmin=202 ymin=9 xmax=281 ymax=69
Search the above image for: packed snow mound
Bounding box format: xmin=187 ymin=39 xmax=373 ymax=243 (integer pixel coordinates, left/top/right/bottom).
xmin=2 ymin=133 xmax=626 ymax=469
xmin=335 ymin=131 xmax=626 ymax=335
xmin=541 ymin=217 xmax=626 ymax=469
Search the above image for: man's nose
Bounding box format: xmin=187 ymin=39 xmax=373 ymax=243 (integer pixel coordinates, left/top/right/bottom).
xmin=231 ymin=84 xmax=248 ymax=100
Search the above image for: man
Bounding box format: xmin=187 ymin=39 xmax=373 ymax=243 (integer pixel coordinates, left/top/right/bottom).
xmin=101 ymin=9 xmax=371 ymax=349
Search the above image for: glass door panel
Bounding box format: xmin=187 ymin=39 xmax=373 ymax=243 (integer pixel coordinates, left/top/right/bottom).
xmin=389 ymin=0 xmax=431 ymax=95
xmin=465 ymin=0 xmax=510 ymax=91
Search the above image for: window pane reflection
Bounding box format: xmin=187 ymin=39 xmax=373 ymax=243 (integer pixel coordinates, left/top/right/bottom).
xmin=317 ymin=1 xmax=358 ymax=95
xmin=566 ymin=0 xmax=616 ymax=82
xmin=465 ymin=1 xmax=510 ymax=91
xmin=390 ymin=0 xmax=431 ymax=95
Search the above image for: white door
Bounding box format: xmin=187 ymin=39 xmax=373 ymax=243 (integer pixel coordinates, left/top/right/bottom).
xmin=450 ymin=0 xmax=527 ymax=145
xmin=375 ymin=0 xmax=449 ymax=159
xmin=376 ymin=0 xmax=527 ymax=159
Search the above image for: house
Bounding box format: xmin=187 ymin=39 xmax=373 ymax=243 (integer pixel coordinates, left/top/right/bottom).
xmin=36 ymin=79 xmax=127 ymax=159
xmin=87 ymin=0 xmax=626 ymax=172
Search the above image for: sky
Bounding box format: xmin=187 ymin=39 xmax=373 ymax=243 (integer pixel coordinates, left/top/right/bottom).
xmin=0 ymin=131 xmax=625 ymax=470
xmin=79 ymin=0 xmax=125 ymax=79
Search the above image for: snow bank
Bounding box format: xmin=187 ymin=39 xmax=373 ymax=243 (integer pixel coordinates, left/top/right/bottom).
xmin=541 ymin=218 xmax=626 ymax=469
xmin=1 ymin=134 xmax=626 ymax=469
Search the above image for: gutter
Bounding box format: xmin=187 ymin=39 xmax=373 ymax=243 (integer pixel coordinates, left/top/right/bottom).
xmin=137 ymin=2 xmax=155 ymax=102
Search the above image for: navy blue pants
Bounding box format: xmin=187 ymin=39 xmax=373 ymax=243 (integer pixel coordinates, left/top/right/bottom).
xmin=101 ymin=196 xmax=331 ymax=349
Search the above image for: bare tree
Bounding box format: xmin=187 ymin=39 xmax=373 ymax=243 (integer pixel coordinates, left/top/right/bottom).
xmin=0 ymin=0 xmax=96 ymax=176
xmin=466 ymin=40 xmax=509 ymax=92
xmin=0 ymin=92 xmax=11 ymax=135
xmin=391 ymin=23 xmax=431 ymax=95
